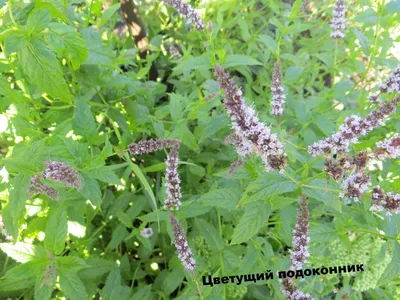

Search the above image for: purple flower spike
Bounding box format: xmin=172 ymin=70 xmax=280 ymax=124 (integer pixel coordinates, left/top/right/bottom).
xmin=43 ymin=161 xmax=83 ymax=190
xmin=168 ymin=213 xmax=196 ymax=270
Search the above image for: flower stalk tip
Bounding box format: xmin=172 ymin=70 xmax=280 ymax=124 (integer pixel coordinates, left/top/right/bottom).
xmin=168 ymin=213 xmax=196 ymax=270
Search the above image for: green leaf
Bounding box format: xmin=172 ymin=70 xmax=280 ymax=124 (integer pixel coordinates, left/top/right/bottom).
xmin=309 ymin=223 xmax=338 ymax=243
xmin=116 ymin=208 xmax=133 ymax=228
xmin=73 ymin=97 xmax=97 ymax=139
xmin=18 ymin=38 xmax=71 ymax=102
xmin=231 ymin=202 xmax=271 ymax=245
xmin=89 ymin=166 xmax=121 ymax=185
xmin=56 ymin=256 xmax=89 ymax=273
xmin=130 ymin=285 xmax=153 ymax=300
xmin=239 ymin=172 xmax=297 ymax=205
xmin=222 ymin=55 xmax=262 ymax=68
xmin=0 ymin=260 xmax=42 ymax=291
xmin=259 ymin=35 xmax=277 ymax=53
xmin=79 ymin=173 xmax=102 ymax=206
xmin=27 ymin=8 xmax=51 ymax=35
xmin=303 ymin=180 xmax=342 ymax=212
xmin=378 ymin=242 xmax=400 ymax=285
xmin=100 ymin=3 xmax=121 ymax=26
xmin=46 ymin=23 xmax=88 ymax=69
xmin=285 ymin=66 xmax=304 ymax=82
xmin=162 ymin=269 xmax=184 ymax=295
xmin=195 ymin=219 xmax=224 ymax=250
xmin=103 ymin=265 xmax=122 ymax=300
xmin=44 ymin=207 xmax=68 ymax=255
xmin=107 ymin=224 xmax=130 ymax=249
xmin=4 ymin=32 xmax=28 ymax=55
xmin=2 ymin=205 xmax=18 ymax=240
xmin=173 ymin=122 xmax=199 ymax=149
xmin=81 ymin=28 xmax=115 ymax=65
xmin=197 ymin=188 xmax=242 ymax=210
xmin=0 ymin=242 xmax=43 ymax=263
xmin=314 ymin=115 xmax=336 ymax=136
xmin=9 ymin=174 xmax=30 ymax=220
xmin=59 ymin=271 xmax=87 ymax=300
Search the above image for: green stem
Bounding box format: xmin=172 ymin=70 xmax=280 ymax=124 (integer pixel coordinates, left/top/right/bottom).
xmin=2 ymin=256 xmax=9 ymax=275
xmin=8 ymin=1 xmax=20 ymax=29
xmin=302 ymin=184 xmax=342 ymax=193
xmin=217 ymin=211 xmax=226 ymax=299
xmin=355 ymin=228 xmax=398 ymax=241
xmin=190 ymin=271 xmax=204 ymax=300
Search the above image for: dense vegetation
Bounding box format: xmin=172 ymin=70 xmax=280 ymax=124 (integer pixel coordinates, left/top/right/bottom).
xmin=0 ymin=0 xmax=399 ymax=299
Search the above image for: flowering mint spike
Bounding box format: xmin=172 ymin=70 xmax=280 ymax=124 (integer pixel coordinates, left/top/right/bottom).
xmin=27 ymin=175 xmax=59 ymax=200
xmin=271 ymin=60 xmax=286 ymax=116
xmin=41 ymin=264 xmax=57 ymax=287
xmin=289 ymin=195 xmax=311 ymax=270
xmin=374 ymin=134 xmax=400 ymax=160
xmin=164 ymin=145 xmax=182 ymax=210
xmin=330 ymin=0 xmax=346 ymax=39
xmin=162 ymin=0 xmax=205 ymax=30
xmin=380 ymin=64 xmax=400 ymax=93
xmin=370 ymin=186 xmax=400 ymax=216
xmin=168 ymin=213 xmax=196 ymax=270
xmin=128 ymin=138 xmax=180 ymax=155
xmin=308 ymin=96 xmax=400 ymax=156
xmin=281 ymin=277 xmax=314 ymax=300
xmin=340 ymin=172 xmax=370 ymax=201
xmin=215 ymin=64 xmax=287 ymax=171
xmin=43 ymin=161 xmax=83 ymax=190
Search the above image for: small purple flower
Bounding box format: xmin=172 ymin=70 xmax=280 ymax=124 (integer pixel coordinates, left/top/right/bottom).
xmin=271 ymin=60 xmax=286 ymax=116
xmin=169 ymin=44 xmax=182 ymax=60
xmin=43 ymin=161 xmax=83 ymax=190
xmin=168 ymin=213 xmax=196 ymax=270
xmin=215 ymin=65 xmax=287 ymax=171
xmin=340 ymin=172 xmax=370 ymax=200
xmin=164 ymin=145 xmax=182 ymax=211
xmin=162 ymin=0 xmax=205 ymax=30
xmin=370 ymin=186 xmax=400 ymax=216
xmin=330 ymin=0 xmax=346 ymax=39
xmin=27 ymin=175 xmax=59 ymax=200
xmin=289 ymin=195 xmax=310 ymax=270
xmin=140 ymin=227 xmax=153 ymax=238
xmin=380 ymin=64 xmax=400 ymax=93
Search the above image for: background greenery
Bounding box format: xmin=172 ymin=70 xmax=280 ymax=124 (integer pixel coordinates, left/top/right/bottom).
xmin=0 ymin=0 xmax=399 ymax=299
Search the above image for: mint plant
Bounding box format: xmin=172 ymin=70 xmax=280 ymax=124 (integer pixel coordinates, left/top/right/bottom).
xmin=0 ymin=0 xmax=399 ymax=299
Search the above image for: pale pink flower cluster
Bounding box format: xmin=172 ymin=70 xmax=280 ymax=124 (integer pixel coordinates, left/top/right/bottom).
xmin=271 ymin=60 xmax=286 ymax=116
xmin=330 ymin=0 xmax=346 ymax=39
xmin=340 ymin=173 xmax=371 ymax=201
xmin=215 ymin=65 xmax=287 ymax=171
xmin=168 ymin=213 xmax=196 ymax=270
xmin=129 ymin=138 xmax=180 ymax=155
xmin=308 ymin=97 xmax=400 ymax=156
xmin=289 ymin=195 xmax=311 ymax=270
xmin=140 ymin=228 xmax=153 ymax=238
xmin=370 ymin=186 xmax=400 ymax=216
xmin=163 ymin=0 xmax=205 ymax=30
xmin=374 ymin=134 xmax=400 ymax=160
xmin=380 ymin=64 xmax=400 ymax=93
xmin=27 ymin=175 xmax=59 ymax=200
xmin=43 ymin=161 xmax=83 ymax=190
